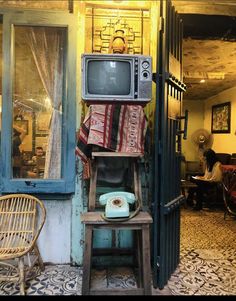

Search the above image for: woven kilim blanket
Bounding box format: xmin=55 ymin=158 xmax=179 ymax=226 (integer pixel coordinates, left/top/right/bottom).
xmin=76 ymin=104 xmax=147 ymax=178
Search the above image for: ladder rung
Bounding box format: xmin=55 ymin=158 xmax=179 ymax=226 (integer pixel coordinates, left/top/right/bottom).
xmin=92 ymin=152 xmax=143 ymax=158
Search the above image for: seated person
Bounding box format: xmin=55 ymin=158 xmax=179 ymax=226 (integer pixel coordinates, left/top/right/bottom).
xmin=32 ymin=146 xmax=44 ymax=163
xmin=27 ymin=146 xmax=45 ymax=178
xmin=187 ymin=148 xmax=223 ymax=210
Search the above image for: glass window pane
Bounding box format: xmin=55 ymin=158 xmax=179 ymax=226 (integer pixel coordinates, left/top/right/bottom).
xmin=0 ymin=18 xmax=2 ymax=139
xmin=12 ymin=26 xmax=65 ymax=179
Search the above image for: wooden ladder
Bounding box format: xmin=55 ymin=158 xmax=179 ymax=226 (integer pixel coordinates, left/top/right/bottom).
xmin=81 ymin=152 xmax=153 ymax=295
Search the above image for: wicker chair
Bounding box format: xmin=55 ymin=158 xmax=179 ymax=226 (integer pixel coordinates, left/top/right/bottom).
xmin=0 ymin=194 xmax=46 ymax=295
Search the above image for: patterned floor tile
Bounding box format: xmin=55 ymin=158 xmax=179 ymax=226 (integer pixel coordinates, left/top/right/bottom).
xmin=106 ymin=267 xmax=137 ymax=289
xmin=90 ymin=268 xmax=107 ymax=289
xmin=0 ymin=208 xmax=235 ymax=295
xmin=0 ymin=265 xmax=81 ymax=295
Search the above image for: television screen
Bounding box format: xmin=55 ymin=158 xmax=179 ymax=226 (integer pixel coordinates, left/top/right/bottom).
xmin=82 ymin=53 xmax=152 ymax=104
xmin=87 ymin=60 xmax=131 ymax=96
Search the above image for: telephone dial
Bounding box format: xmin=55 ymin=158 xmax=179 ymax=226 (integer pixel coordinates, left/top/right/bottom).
xmin=99 ymin=191 xmax=136 ymax=218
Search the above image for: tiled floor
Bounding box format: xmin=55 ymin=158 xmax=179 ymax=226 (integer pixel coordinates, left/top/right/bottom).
xmin=0 ymin=208 xmax=235 ymax=295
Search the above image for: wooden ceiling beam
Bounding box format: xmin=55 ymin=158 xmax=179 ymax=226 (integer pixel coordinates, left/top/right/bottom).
xmin=184 ymin=71 xmax=225 ymax=80
xmin=68 ymin=0 xmax=73 ymax=13
xmin=173 ymin=0 xmax=236 ymax=16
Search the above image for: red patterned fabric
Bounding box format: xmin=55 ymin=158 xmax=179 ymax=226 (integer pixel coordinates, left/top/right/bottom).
xmin=76 ymin=104 xmax=147 ymax=178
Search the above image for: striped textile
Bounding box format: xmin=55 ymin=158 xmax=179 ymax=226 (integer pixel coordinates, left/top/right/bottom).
xmin=76 ymin=104 xmax=147 ymax=178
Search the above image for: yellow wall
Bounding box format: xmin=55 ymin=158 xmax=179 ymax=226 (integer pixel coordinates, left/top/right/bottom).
xmin=204 ymin=86 xmax=236 ymax=154
xmin=182 ymin=99 xmax=204 ymax=161
xmin=74 ymin=0 xmax=158 ymax=133
xmin=183 ymin=85 xmax=236 ymax=161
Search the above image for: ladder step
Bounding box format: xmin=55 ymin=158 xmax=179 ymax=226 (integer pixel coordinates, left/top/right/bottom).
xmin=92 ymin=152 xmax=143 ymax=158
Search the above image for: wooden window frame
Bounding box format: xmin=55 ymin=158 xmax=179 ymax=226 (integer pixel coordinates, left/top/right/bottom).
xmin=0 ymin=10 xmax=77 ymax=194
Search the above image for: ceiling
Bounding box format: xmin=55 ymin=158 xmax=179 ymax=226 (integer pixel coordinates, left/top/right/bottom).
xmin=173 ymin=0 xmax=236 ymax=100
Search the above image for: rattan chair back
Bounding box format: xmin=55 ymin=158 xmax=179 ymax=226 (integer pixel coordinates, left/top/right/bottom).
xmin=0 ymin=194 xmax=46 ymax=295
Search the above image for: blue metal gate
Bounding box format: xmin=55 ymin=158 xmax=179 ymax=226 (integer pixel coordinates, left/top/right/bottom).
xmin=152 ymin=0 xmax=187 ymax=289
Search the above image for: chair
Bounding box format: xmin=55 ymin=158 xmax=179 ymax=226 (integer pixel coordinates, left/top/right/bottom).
xmin=230 ymin=158 xmax=236 ymax=165
xmin=81 ymin=152 xmax=153 ymax=295
xmin=0 ymin=194 xmax=46 ymax=295
xmin=13 ymin=155 xmax=23 ymax=178
xmin=222 ymin=165 xmax=236 ymax=219
xmin=185 ymin=160 xmax=203 ymax=180
xmin=202 ymin=182 xmax=224 ymax=209
xmin=216 ymin=153 xmax=231 ymax=165
xmin=35 ymin=156 xmax=45 ymax=178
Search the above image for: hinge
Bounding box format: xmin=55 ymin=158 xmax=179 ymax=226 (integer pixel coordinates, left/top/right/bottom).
xmin=159 ymin=16 xmax=164 ymax=32
xmin=156 ymin=256 xmax=160 ymax=269
xmin=158 ymin=141 xmax=162 ymax=155
xmin=152 ymin=72 xmax=157 ymax=83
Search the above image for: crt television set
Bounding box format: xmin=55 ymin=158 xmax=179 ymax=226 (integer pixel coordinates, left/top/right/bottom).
xmin=81 ymin=53 xmax=152 ymax=104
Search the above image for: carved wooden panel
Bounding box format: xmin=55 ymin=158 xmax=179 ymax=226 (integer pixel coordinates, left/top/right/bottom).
xmin=85 ymin=7 xmax=150 ymax=55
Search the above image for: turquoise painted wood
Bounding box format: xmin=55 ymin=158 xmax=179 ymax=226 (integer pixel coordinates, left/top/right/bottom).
xmin=0 ymin=9 xmax=77 ymax=194
xmin=72 ymin=158 xmax=134 ymax=266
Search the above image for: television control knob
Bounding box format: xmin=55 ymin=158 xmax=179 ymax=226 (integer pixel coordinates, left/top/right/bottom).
xmin=142 ymin=60 xmax=150 ymax=69
xmin=142 ymin=70 xmax=150 ymax=79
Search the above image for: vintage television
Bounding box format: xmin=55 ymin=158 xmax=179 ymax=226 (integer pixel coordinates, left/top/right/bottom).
xmin=81 ymin=53 xmax=152 ymax=104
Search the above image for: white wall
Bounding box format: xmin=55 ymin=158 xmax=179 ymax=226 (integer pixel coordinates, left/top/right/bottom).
xmin=182 ymin=99 xmax=205 ymax=161
xmin=37 ymin=200 xmax=71 ymax=264
xmin=183 ymin=86 xmax=236 ymax=162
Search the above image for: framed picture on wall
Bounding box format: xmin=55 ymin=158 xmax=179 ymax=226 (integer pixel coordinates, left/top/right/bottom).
xmin=211 ymin=102 xmax=231 ymax=134
xmin=36 ymin=113 xmax=50 ymax=136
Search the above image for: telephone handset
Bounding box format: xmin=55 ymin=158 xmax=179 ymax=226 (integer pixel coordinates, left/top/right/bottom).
xmin=99 ymin=191 xmax=136 ymax=219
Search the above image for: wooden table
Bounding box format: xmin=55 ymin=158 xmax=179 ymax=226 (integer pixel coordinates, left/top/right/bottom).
xmin=180 ymin=180 xmax=197 ymax=208
xmin=181 ymin=179 xmax=197 ymax=197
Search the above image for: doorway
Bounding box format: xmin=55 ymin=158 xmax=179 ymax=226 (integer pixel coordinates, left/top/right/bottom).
xmin=171 ymin=11 xmax=236 ymax=296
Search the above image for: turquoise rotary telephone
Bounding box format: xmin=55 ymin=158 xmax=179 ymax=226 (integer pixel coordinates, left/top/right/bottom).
xmin=99 ymin=191 xmax=136 ymax=218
